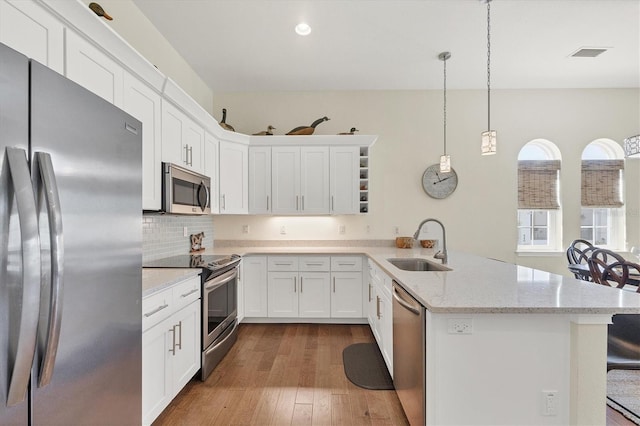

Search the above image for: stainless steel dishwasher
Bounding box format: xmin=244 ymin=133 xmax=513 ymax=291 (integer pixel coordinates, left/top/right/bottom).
xmin=392 ymin=281 xmax=426 ymax=426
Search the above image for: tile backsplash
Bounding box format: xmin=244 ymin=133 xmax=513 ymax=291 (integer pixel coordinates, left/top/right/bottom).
xmin=143 ymin=213 xmax=214 ymax=262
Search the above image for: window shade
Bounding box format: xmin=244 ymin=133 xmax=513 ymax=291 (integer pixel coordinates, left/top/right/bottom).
xmin=581 ymin=159 xmax=624 ymax=207
xmin=518 ymin=160 xmax=561 ymax=209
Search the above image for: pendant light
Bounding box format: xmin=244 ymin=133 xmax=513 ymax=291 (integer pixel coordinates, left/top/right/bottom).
xmin=439 ymin=51 xmax=452 ymax=172
xmin=624 ymin=134 xmax=640 ymax=157
xmin=481 ymin=0 xmax=497 ymax=155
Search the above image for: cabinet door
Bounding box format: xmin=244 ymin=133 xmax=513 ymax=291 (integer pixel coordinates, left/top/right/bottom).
xmin=330 ymin=146 xmax=359 ymax=214
xmin=0 ymin=0 xmax=64 ymax=73
xmin=204 ymin=133 xmax=219 ymax=214
xmin=171 ymin=301 xmax=201 ymax=396
xmin=243 ymin=256 xmax=268 ymax=318
xmin=249 ymin=146 xmax=272 ymax=214
xmin=219 ymin=141 xmax=248 ymax=214
xmin=123 ymin=72 xmax=162 ymax=210
xmin=142 ymin=318 xmax=173 ymax=425
xmin=379 ymin=289 xmax=393 ymax=374
xmin=271 ymin=146 xmax=300 ymax=214
xmin=161 ymin=100 xmax=184 ymax=167
xmin=267 ymin=272 xmax=298 ymax=318
xmin=331 ymin=272 xmax=363 ymax=318
xmin=300 ymin=146 xmax=330 ymax=214
xmin=65 ymin=30 xmax=123 ymax=107
xmin=299 ymin=272 xmax=330 ymax=318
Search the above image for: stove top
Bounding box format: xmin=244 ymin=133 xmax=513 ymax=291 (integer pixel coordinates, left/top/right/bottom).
xmin=143 ymin=254 xmax=241 ymax=271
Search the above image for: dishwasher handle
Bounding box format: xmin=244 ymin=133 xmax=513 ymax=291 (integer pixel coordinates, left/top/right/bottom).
xmin=392 ymin=283 xmax=421 ymax=316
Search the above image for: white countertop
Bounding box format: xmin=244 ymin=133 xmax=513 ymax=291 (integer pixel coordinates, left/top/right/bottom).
xmin=142 ymin=268 xmax=201 ymax=297
xmin=205 ymin=245 xmax=640 ymax=314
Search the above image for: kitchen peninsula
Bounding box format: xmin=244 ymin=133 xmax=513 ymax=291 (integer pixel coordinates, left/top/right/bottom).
xmin=210 ymin=243 xmax=640 ymax=425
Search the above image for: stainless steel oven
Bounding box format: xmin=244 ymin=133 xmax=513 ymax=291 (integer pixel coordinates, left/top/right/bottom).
xmin=201 ymin=265 xmax=239 ymax=380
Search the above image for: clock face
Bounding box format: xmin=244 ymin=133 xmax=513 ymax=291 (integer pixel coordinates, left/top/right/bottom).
xmin=422 ymin=164 xmax=458 ymax=199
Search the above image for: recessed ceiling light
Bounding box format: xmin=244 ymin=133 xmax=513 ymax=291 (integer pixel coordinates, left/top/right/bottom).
xmin=295 ymin=23 xmax=311 ymax=36
xmin=570 ymin=47 xmax=609 ymax=58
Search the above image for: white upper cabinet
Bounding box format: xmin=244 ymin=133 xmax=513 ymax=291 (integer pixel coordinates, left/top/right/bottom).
xmin=123 ymin=72 xmax=162 ymax=210
xmin=271 ymin=146 xmax=329 ymax=215
xmin=65 ymin=30 xmax=123 ymax=107
xmin=204 ymin=132 xmax=220 ymax=214
xmin=330 ymin=146 xmax=360 ymax=214
xmin=0 ymin=0 xmax=64 ymax=74
xmin=249 ymin=146 xmax=272 ymax=214
xmin=219 ymin=140 xmax=248 ymax=214
xmin=161 ymin=99 xmax=204 ymax=174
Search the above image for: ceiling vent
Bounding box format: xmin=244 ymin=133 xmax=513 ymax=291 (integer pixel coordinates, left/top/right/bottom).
xmin=570 ymin=47 xmax=609 ymax=58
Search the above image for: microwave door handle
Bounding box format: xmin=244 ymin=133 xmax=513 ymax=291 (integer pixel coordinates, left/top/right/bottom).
xmin=34 ymin=152 xmax=64 ymax=388
xmin=198 ymin=180 xmax=209 ymax=212
xmin=5 ymin=147 xmax=41 ymax=406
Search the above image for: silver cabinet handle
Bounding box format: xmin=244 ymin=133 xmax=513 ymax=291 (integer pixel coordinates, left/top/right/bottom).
xmin=339 ymin=263 xmax=356 ymax=266
xmin=176 ymin=320 xmax=183 ymax=350
xmin=376 ymin=296 xmax=381 ymax=320
xmin=5 ymin=148 xmax=41 ymax=406
xmin=368 ymin=283 xmax=372 ymax=302
xmin=144 ymin=304 xmax=169 ymax=317
xmin=180 ymin=288 xmax=199 ymax=298
xmin=222 ymin=194 xmax=226 ymax=210
xmin=169 ymin=325 xmax=177 ymax=355
xmin=266 ymin=195 xmax=269 ymax=211
xmin=304 ymin=262 xmax=324 ymax=266
xmin=331 ymin=196 xmax=334 ymax=211
xmin=296 ymin=195 xmax=299 ymax=211
xmin=294 ymin=276 xmax=297 ymax=292
xmin=33 ymin=152 xmax=64 ymax=388
xmin=188 ymin=146 xmax=193 ymax=166
xmin=300 ymin=276 xmax=303 ymax=293
xmin=302 ymin=195 xmax=305 ymax=211
xmin=333 ymin=277 xmax=336 ymax=293
xmin=184 ymin=144 xmax=189 ymax=166
xmin=274 ymin=262 xmax=293 ymax=266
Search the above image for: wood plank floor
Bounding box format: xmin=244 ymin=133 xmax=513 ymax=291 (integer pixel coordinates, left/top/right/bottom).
xmin=154 ymin=324 xmax=408 ymax=426
xmin=154 ymin=323 xmax=633 ymax=426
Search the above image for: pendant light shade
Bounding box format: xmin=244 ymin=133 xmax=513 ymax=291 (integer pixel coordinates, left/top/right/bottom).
xmin=624 ymin=135 xmax=640 ymax=157
xmin=439 ymin=51 xmax=451 ymax=172
xmin=480 ymin=0 xmax=497 ymax=156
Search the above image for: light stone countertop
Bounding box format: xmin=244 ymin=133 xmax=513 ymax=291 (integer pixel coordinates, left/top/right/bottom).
xmin=142 ymin=268 xmax=201 ymax=298
xmin=206 ymin=245 xmax=640 ymax=314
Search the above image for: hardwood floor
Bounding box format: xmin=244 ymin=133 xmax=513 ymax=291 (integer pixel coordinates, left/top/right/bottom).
xmin=154 ymin=323 xmax=633 ymax=426
xmin=154 ymin=324 xmax=409 ymax=425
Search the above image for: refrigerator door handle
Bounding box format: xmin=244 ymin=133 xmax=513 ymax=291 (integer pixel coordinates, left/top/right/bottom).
xmin=5 ymin=147 xmax=41 ymax=406
xmin=33 ymin=152 xmax=64 ymax=388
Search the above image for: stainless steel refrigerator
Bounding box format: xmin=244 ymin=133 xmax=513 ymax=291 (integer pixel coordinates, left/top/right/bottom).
xmin=0 ymin=43 xmax=142 ymax=424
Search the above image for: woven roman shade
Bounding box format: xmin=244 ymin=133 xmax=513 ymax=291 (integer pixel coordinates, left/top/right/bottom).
xmin=518 ymin=160 xmax=561 ymax=209
xmin=581 ymin=159 xmax=624 ymax=207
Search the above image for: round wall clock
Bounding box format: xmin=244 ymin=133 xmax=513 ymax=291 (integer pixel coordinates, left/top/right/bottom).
xmin=421 ymin=164 xmax=458 ymax=199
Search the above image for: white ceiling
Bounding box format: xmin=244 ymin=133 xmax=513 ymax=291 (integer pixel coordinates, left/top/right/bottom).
xmin=133 ymin=0 xmax=640 ymax=92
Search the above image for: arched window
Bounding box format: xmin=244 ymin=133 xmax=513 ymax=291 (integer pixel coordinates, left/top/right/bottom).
xmin=517 ymin=139 xmax=562 ymax=251
xmin=580 ymin=139 xmax=625 ymax=249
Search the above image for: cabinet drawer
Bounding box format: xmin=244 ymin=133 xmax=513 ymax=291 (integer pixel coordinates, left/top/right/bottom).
xmin=142 ymin=288 xmax=173 ymax=331
xmin=172 ymin=276 xmax=201 ymax=311
xmin=268 ymin=256 xmax=299 ymax=271
xmin=331 ymin=256 xmax=362 ymax=272
xmin=298 ymin=256 xmax=330 ymax=272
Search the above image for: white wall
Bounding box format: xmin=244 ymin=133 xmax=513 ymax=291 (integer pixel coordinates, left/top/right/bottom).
xmin=79 ymin=0 xmax=213 ymax=113
xmin=212 ymin=88 xmax=640 ymax=275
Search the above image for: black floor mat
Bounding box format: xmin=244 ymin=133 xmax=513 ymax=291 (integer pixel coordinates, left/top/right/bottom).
xmin=342 ymin=343 xmax=394 ymax=390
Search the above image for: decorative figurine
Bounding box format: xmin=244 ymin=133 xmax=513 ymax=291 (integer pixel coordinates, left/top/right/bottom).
xmin=89 ymin=2 xmax=113 ymax=20
xmin=252 ymin=125 xmax=276 ymax=135
xmin=190 ymin=232 xmax=205 ymax=253
xmin=286 ymin=116 xmax=330 ymax=135
xmin=218 ymin=108 xmax=235 ymax=132
xmin=338 ymin=127 xmax=359 ymax=135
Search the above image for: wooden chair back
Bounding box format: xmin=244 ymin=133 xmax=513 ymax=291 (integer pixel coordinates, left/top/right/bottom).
xmin=588 ymin=248 xmax=630 ymax=288
xmin=566 ymin=239 xmax=595 ymax=265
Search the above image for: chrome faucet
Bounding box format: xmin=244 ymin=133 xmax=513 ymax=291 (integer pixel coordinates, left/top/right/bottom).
xmin=413 ymin=218 xmax=448 ymax=264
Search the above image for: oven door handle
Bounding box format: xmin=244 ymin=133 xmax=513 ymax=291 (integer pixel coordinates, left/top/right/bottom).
xmin=204 ymin=268 xmax=238 ymax=292
xmin=204 ymin=320 xmax=238 ymax=357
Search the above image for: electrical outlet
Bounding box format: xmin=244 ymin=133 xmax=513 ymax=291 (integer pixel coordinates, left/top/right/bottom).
xmin=339 ymin=225 xmax=346 ymax=235
xmin=183 ymin=227 xmax=188 ymax=237
xmin=447 ymin=318 xmax=473 ymax=334
xmin=393 ymin=226 xmax=399 ymax=235
xmin=541 ymin=390 xmax=558 ymax=416
xmin=242 ymin=225 xmax=250 ymax=234
xmin=280 ymin=225 xmax=286 ymax=235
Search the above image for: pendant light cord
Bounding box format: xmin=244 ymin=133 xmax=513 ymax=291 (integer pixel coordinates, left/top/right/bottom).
xmin=486 ymin=0 xmax=491 ymax=132
xmin=443 ymin=54 xmax=447 ymax=156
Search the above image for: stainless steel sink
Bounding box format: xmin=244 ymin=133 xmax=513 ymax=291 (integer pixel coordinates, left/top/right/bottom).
xmin=386 ymin=258 xmax=452 ymax=272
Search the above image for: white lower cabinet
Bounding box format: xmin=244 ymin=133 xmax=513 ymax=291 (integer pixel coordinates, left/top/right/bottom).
xmin=142 ymin=276 xmax=201 ymax=425
xmin=243 ymin=256 xmax=268 ymax=318
xmin=267 ymin=271 xmax=331 ymax=318
xmin=366 ymin=259 xmax=393 ymax=374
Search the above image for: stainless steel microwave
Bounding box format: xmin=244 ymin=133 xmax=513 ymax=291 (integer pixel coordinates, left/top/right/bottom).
xmin=162 ymin=163 xmax=211 ymax=215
